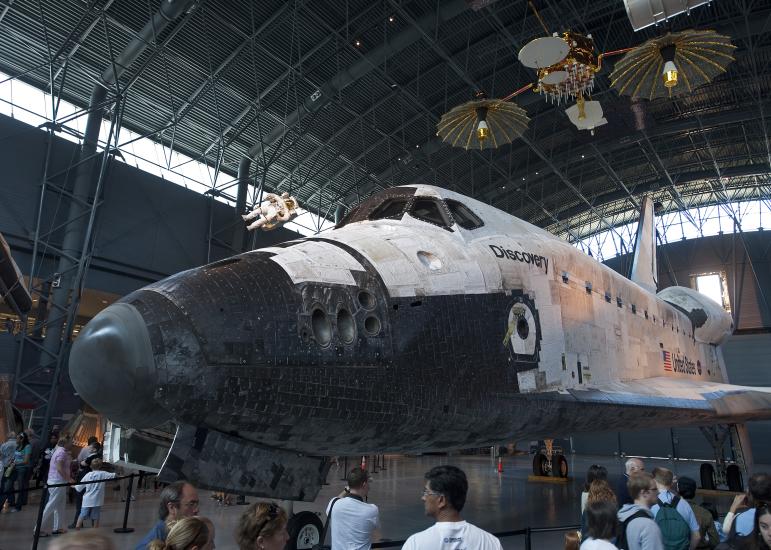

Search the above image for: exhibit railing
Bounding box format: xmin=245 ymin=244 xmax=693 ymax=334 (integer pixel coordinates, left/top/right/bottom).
xmin=0 ymin=470 xmax=150 ymax=550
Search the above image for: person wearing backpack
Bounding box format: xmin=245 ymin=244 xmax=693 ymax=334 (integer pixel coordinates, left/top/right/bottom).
xmin=651 ymin=468 xmax=700 ymax=550
xmin=617 ymin=472 xmax=664 ymax=550
xmin=676 ymin=477 xmax=719 ymax=549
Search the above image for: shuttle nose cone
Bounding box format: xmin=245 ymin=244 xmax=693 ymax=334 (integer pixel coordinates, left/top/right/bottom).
xmin=69 ymin=302 xmax=170 ymax=428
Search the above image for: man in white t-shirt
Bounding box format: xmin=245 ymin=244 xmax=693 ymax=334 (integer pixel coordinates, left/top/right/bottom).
xmin=325 ymin=467 xmax=379 ymax=550
xmin=402 ymin=465 xmax=502 ymax=550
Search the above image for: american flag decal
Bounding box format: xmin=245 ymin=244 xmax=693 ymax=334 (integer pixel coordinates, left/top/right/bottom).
xmin=663 ymin=351 xmax=673 ymax=372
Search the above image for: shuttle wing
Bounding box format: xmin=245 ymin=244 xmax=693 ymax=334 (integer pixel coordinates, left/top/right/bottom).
xmin=556 ymin=378 xmax=771 ymax=422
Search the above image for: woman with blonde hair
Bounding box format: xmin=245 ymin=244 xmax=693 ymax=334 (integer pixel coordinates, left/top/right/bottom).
xmin=148 ymin=516 xmax=212 ymax=550
xmin=587 ymin=480 xmax=618 ymax=507
xmin=581 ymin=480 xmax=618 ymax=539
xmin=236 ymin=502 xmax=289 ymax=550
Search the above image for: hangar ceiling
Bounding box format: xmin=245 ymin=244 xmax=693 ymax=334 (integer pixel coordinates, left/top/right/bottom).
xmin=0 ymin=0 xmax=769 ymax=242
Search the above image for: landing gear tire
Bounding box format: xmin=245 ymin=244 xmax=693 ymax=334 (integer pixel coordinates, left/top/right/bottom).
xmin=727 ymin=464 xmax=744 ymax=492
xmin=533 ymin=453 xmax=548 ymax=476
xmin=556 ymin=455 xmax=569 ymax=478
xmin=286 ymin=511 xmax=323 ymax=550
xmin=700 ymin=463 xmax=716 ymax=490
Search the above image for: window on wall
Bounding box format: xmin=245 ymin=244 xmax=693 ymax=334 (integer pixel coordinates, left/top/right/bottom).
xmin=0 ymin=70 xmax=335 ymax=236
xmin=694 ymin=272 xmax=731 ymax=313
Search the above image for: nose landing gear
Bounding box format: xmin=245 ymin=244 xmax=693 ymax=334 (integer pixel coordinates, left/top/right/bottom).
xmin=531 ymin=439 xmax=569 ymax=478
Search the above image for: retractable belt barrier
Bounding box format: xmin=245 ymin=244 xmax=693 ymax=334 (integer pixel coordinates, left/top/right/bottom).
xmin=21 ymin=472 xmax=154 ymax=550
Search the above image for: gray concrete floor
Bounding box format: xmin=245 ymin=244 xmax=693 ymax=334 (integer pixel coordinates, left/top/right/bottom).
xmin=0 ymin=453 xmax=755 ymax=549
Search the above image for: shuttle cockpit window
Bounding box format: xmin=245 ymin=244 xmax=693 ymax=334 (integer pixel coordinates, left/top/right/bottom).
xmin=409 ymin=197 xmax=453 ymax=230
xmin=369 ymin=197 xmax=409 ymax=221
xmin=445 ymin=199 xmax=484 ymax=229
xmin=335 ymin=187 xmax=417 ymax=228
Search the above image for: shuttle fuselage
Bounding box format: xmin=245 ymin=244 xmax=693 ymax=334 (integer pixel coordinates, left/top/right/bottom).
xmin=69 ymin=185 xmax=768 ymax=498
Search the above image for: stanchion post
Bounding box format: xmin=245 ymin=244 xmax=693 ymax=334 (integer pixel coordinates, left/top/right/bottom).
xmin=31 ymin=486 xmax=48 ymax=550
xmin=380 ymin=455 xmax=387 ymax=471
xmin=114 ymin=474 xmax=135 ymax=533
xmin=525 ymin=527 xmax=532 ymax=550
xmin=372 ymin=455 xmax=379 ymax=474
xmin=341 ymin=457 xmax=348 ymax=480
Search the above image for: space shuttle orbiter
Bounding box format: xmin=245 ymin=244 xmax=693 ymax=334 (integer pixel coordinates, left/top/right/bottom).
xmin=69 ymin=185 xmax=770 ymax=501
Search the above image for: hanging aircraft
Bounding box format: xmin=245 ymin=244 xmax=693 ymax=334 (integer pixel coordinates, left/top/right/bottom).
xmin=69 ymin=185 xmax=770 ymax=507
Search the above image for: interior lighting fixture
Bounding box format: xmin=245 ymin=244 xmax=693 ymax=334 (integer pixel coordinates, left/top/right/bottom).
xmin=354 ymin=39 xmax=361 ymax=47
xmin=388 ymin=15 xmax=395 ymax=22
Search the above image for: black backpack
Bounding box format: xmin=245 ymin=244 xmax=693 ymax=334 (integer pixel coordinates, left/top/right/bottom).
xmin=616 ymin=510 xmax=652 ymax=550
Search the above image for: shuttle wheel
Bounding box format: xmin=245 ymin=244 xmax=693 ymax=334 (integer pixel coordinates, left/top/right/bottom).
xmin=700 ymin=463 xmax=716 ymax=491
xmin=726 ymin=465 xmax=743 ymax=493
xmin=533 ymin=453 xmax=548 ymax=476
xmin=556 ymin=455 xmax=569 ymax=478
xmin=287 ymin=511 xmax=323 ymax=550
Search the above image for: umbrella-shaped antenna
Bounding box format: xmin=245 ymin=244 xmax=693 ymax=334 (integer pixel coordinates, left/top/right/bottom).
xmin=437 ymin=90 xmax=530 ymax=151
xmin=610 ymin=29 xmax=735 ymax=100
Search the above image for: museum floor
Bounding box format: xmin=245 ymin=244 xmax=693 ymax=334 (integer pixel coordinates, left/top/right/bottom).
xmin=0 ymin=453 xmax=755 ymax=549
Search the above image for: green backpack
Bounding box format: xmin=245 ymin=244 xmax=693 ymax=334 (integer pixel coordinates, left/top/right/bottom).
xmin=655 ymin=495 xmax=691 ymax=550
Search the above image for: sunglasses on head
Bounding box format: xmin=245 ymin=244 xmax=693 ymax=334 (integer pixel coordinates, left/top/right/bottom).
xmin=255 ymin=503 xmax=280 ymax=539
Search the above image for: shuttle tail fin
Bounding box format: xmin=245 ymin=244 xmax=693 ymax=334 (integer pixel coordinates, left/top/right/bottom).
xmin=630 ymin=196 xmax=658 ymax=293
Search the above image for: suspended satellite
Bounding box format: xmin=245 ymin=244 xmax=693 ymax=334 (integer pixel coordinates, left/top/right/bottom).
xmin=516 ymin=2 xmax=633 ymax=110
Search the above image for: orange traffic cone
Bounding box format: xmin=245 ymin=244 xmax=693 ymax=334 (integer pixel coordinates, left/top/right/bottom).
xmin=497 ymin=456 xmax=503 ymax=473
xmin=361 ymin=456 xmax=367 ymax=470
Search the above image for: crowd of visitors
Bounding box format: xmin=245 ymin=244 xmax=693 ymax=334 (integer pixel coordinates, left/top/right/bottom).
xmin=134 ymin=464 xmax=502 ymax=550
xmin=3 ymin=436 xmax=770 ymax=550
xmin=571 ymin=458 xmax=771 ymax=550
